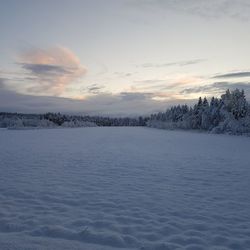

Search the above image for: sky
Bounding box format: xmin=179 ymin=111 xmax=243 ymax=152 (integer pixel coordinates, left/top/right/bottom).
xmin=1 ymin=0 xmax=250 ymax=115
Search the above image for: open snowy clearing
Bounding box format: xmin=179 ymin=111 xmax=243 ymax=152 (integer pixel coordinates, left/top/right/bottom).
xmin=0 ymin=127 xmax=250 ymax=250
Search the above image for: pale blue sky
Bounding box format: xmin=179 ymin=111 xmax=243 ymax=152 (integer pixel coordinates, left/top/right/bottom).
xmin=1 ymin=0 xmax=250 ymax=115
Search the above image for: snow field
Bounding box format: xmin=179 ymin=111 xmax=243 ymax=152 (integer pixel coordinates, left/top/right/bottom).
xmin=0 ymin=127 xmax=250 ymax=249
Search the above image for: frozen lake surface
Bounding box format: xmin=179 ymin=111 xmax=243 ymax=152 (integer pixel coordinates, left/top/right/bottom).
xmin=0 ymin=127 xmax=250 ymax=250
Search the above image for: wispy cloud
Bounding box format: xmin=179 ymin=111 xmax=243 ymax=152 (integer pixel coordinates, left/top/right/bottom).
xmin=17 ymin=46 xmax=87 ymax=95
xmin=129 ymin=0 xmax=250 ymax=21
xmin=83 ymin=84 xmax=106 ymax=94
xmin=20 ymin=63 xmax=70 ymax=75
xmin=0 ymin=77 xmax=195 ymax=115
xmin=120 ymin=92 xmax=153 ymax=101
xmin=213 ymin=71 xmax=250 ymax=79
xmin=133 ymin=75 xmax=202 ymax=92
xmin=181 ymin=81 xmax=250 ymax=97
xmin=134 ymin=79 xmax=167 ymax=85
xmin=113 ymin=72 xmax=134 ymax=77
xmin=140 ymin=59 xmax=205 ymax=68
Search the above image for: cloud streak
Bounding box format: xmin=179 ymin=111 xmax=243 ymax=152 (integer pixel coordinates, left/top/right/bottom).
xmin=130 ymin=0 xmax=250 ymax=21
xmin=213 ymin=71 xmax=250 ymax=79
xmin=140 ymin=59 xmax=205 ymax=68
xmin=20 ymin=63 xmax=70 ymax=75
xmin=181 ymin=81 xmax=250 ymax=97
xmin=83 ymin=84 xmax=106 ymax=94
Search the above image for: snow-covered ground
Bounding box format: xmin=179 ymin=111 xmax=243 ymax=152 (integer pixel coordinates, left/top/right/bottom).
xmin=0 ymin=127 xmax=250 ymax=250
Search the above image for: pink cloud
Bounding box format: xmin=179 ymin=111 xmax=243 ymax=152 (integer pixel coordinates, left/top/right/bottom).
xmin=19 ymin=46 xmax=87 ymax=95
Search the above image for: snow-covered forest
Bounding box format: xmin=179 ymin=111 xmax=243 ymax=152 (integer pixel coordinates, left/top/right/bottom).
xmin=148 ymin=89 xmax=250 ymax=135
xmin=0 ymin=112 xmax=147 ymax=129
xmin=1 ymin=89 xmax=250 ymax=135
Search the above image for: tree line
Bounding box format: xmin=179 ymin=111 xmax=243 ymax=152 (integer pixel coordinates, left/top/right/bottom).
xmin=147 ymin=89 xmax=250 ymax=135
xmin=1 ymin=89 xmax=250 ymax=135
xmin=0 ymin=112 xmax=148 ymax=129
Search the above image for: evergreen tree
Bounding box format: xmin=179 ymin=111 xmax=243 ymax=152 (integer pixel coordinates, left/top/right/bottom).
xmin=147 ymin=89 xmax=250 ymax=135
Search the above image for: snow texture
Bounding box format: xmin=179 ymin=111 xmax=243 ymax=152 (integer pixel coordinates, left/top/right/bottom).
xmin=0 ymin=127 xmax=250 ymax=250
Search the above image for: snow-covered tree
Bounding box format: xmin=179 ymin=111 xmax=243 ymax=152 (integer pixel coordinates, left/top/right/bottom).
xmin=147 ymin=89 xmax=250 ymax=135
